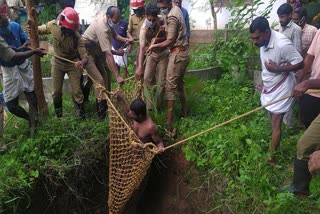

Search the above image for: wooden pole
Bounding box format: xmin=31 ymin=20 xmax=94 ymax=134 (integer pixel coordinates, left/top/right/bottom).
xmin=25 ymin=0 xmax=48 ymax=116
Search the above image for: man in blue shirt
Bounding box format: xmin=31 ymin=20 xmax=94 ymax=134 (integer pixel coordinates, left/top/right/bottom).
xmin=112 ymin=19 xmax=129 ymax=78
xmin=173 ymin=0 xmax=190 ymax=44
xmin=0 ymin=14 xmax=38 ymax=131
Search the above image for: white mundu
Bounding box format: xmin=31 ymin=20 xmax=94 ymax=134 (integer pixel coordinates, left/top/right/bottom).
xmin=260 ymin=30 xmax=303 ymax=114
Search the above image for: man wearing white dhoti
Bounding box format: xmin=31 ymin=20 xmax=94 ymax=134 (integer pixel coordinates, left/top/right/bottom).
xmin=249 ymin=16 xmax=303 ymax=165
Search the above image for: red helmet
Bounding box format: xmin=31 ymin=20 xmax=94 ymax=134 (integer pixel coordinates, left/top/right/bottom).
xmin=130 ymin=0 xmax=145 ymax=9
xmin=0 ymin=1 xmax=8 ymax=16
xmin=57 ymin=7 xmax=80 ymax=31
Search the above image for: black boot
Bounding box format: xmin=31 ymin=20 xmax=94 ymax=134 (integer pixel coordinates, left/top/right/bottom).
xmin=53 ymin=100 xmax=63 ymax=118
xmin=75 ymin=102 xmax=85 ymax=119
xmin=81 ymin=75 xmax=92 ymax=103
xmin=97 ymin=99 xmax=107 ymax=120
xmin=286 ymin=158 xmax=311 ymax=195
xmin=25 ymin=91 xmax=38 ymax=132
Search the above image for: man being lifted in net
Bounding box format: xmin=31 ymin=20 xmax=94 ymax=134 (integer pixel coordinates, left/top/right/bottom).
xmin=116 ymin=92 xmax=165 ymax=152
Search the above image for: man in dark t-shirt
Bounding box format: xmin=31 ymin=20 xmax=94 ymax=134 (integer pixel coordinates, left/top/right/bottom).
xmin=112 ymin=19 xmax=129 ymax=78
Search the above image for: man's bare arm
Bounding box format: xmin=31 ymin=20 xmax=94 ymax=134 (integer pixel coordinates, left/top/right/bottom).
xmin=105 ymin=50 xmax=124 ymax=84
xmin=292 ymin=79 xmax=320 ymax=97
xmin=13 ymin=48 xmax=46 ymax=64
xmin=264 ymin=60 xmax=304 ymax=73
xmin=150 ymin=125 xmax=164 ymax=153
xmin=298 ymin=54 xmax=315 ymax=83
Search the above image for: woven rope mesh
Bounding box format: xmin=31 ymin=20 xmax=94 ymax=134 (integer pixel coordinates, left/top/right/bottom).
xmin=107 ymin=80 xmax=156 ymax=213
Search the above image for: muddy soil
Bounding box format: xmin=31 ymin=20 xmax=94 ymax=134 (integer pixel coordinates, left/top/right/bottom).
xmin=132 ymin=150 xmax=199 ymax=214
xmin=13 ymin=142 xmax=224 ymax=214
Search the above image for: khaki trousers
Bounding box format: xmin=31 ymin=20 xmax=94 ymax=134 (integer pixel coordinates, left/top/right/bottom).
xmin=297 ymin=114 xmax=320 ymax=160
xmin=51 ymin=59 xmax=83 ymax=104
xmin=144 ymin=50 xmax=169 ymax=109
xmin=165 ymin=49 xmax=190 ymax=101
xmin=86 ymin=46 xmax=110 ymax=100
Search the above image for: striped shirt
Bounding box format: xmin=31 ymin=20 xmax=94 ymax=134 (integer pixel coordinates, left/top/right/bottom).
xmin=302 ymin=24 xmax=317 ymax=56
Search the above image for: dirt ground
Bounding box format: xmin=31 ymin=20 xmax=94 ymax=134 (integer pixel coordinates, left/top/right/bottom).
xmin=15 ymin=141 xmax=227 ymax=214
xmin=132 ymin=150 xmax=199 ymax=214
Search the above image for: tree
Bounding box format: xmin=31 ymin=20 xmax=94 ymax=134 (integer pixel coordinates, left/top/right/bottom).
xmin=209 ymin=0 xmax=225 ymax=30
xmin=25 ymin=0 xmax=48 ymax=116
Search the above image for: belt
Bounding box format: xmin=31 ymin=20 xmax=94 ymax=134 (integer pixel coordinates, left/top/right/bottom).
xmin=170 ymin=46 xmax=186 ymax=52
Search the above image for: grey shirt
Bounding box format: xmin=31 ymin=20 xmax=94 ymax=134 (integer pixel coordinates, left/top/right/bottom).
xmin=279 ymin=20 xmax=302 ymax=54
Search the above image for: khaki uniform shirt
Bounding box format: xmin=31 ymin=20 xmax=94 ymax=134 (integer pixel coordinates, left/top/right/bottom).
xmin=139 ymin=17 xmax=166 ymax=52
xmin=128 ymin=14 xmax=145 ymax=40
xmin=38 ymin=20 xmax=87 ymax=61
xmin=0 ymin=36 xmax=15 ymax=61
xmin=82 ymin=14 xmax=115 ymax=53
xmin=166 ymin=6 xmax=188 ymax=48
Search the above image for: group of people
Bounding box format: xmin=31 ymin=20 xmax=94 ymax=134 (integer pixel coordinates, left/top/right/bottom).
xmin=0 ymin=0 xmax=191 ymax=151
xmin=1 ymin=0 xmax=320 ymax=198
xmin=249 ymin=2 xmax=320 ymax=196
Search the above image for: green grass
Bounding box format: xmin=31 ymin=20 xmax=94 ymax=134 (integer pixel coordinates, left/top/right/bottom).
xmin=0 ymin=96 xmax=109 ymax=212
xmin=187 ymin=44 xmax=216 ymax=70
xmin=176 ymin=73 xmax=320 ymax=213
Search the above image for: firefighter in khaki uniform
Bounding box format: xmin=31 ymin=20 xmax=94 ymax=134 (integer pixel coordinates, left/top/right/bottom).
xmin=135 ymin=4 xmax=169 ymax=110
xmin=82 ymin=6 xmax=130 ymax=119
xmin=127 ymin=0 xmax=146 ymax=56
xmin=35 ymin=7 xmax=89 ymax=118
xmin=147 ymin=0 xmax=189 ymax=127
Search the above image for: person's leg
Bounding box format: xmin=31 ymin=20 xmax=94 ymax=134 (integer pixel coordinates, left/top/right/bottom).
xmin=176 ymin=52 xmax=189 ymax=118
xmin=86 ymin=55 xmax=109 ymax=119
xmin=122 ymin=51 xmax=128 ymax=79
xmin=156 ymin=51 xmax=169 ymax=110
xmin=24 ymin=91 xmax=38 ymax=130
xmin=95 ymin=52 xmax=111 ymax=93
xmin=165 ymin=53 xmax=177 ymax=127
xmin=18 ymin=60 xmax=38 ymax=129
xmin=269 ymin=112 xmax=285 ymax=164
xmin=6 ymin=96 xmax=29 ymax=121
xmin=300 ymin=94 xmax=320 ymax=129
xmin=286 ymin=115 xmax=320 ymax=195
xmin=2 ymin=65 xmax=28 ymax=120
xmin=144 ymin=54 xmax=157 ymax=110
xmin=173 ymin=50 xmax=189 ymax=118
xmin=68 ymin=66 xmax=85 ymax=119
xmin=52 ymin=62 xmax=65 ymax=118
xmin=80 ymin=74 xmax=92 ymax=103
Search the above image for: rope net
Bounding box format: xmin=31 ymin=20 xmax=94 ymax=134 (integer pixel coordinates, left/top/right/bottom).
xmin=107 ymin=79 xmax=157 ymax=214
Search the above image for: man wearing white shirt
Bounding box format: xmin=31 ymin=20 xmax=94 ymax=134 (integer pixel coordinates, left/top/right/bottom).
xmin=249 ymin=16 xmax=303 ymax=165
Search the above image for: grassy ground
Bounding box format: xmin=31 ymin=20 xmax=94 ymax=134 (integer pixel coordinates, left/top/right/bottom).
xmin=0 ymin=96 xmax=109 ymax=213
xmin=175 ymin=73 xmax=320 ymax=213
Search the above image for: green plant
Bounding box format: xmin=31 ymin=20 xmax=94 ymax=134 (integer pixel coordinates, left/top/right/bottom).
xmin=37 ymin=3 xmax=61 ymax=25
